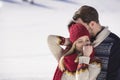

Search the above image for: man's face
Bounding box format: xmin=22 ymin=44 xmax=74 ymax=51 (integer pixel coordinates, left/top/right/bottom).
xmin=75 ymin=18 xmax=94 ymax=38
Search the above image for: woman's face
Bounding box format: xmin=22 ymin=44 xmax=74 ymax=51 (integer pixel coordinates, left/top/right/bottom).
xmin=75 ymin=36 xmax=91 ymax=52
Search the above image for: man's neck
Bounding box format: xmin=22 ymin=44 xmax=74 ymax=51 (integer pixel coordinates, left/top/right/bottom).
xmin=91 ymin=25 xmax=104 ymax=42
xmin=95 ymin=26 xmax=104 ymax=37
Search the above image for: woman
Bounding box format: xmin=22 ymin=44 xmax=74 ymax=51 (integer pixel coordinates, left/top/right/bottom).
xmin=47 ymin=22 xmax=101 ymax=80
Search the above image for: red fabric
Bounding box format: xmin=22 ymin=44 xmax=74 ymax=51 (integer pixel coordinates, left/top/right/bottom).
xmin=69 ymin=23 xmax=90 ymax=43
xmin=53 ymin=67 xmax=63 ymax=80
xmin=64 ymin=53 xmax=78 ymax=71
xmin=53 ymin=53 xmax=78 ymax=80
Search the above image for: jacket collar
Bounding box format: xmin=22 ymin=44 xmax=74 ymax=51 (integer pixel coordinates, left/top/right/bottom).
xmin=92 ymin=27 xmax=111 ymax=47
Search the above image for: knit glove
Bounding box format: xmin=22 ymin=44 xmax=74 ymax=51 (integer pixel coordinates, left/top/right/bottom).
xmin=83 ymin=45 xmax=94 ymax=59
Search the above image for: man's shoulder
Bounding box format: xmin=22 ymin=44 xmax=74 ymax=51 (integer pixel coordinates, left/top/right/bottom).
xmin=108 ymin=32 xmax=120 ymax=40
xmin=104 ymin=32 xmax=120 ymax=46
xmin=102 ymin=32 xmax=120 ymax=44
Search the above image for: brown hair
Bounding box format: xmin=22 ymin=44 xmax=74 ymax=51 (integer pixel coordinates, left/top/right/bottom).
xmin=73 ymin=5 xmax=99 ymax=24
xmin=67 ymin=20 xmax=76 ymax=30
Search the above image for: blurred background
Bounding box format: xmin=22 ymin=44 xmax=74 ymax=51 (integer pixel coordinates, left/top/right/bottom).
xmin=0 ymin=0 xmax=120 ymax=80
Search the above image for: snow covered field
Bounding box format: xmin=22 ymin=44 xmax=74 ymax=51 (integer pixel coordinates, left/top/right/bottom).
xmin=0 ymin=0 xmax=120 ymax=80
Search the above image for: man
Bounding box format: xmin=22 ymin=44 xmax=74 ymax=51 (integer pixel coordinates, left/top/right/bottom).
xmin=72 ymin=5 xmax=120 ymax=80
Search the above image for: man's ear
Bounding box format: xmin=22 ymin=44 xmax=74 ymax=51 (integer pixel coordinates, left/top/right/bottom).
xmin=89 ymin=21 xmax=95 ymax=29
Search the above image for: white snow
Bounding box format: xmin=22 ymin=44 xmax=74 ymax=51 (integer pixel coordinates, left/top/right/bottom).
xmin=0 ymin=0 xmax=120 ymax=80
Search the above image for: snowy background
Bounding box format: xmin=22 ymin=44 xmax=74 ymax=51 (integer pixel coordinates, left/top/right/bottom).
xmin=0 ymin=0 xmax=120 ymax=80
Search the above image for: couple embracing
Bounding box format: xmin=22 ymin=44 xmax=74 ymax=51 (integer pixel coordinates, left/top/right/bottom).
xmin=48 ymin=5 xmax=120 ymax=80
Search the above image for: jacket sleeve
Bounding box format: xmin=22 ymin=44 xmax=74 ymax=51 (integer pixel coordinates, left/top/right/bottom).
xmin=47 ymin=35 xmax=63 ymax=61
xmin=89 ymin=57 xmax=102 ymax=80
xmin=76 ymin=56 xmax=90 ymax=80
xmin=107 ymin=37 xmax=120 ymax=80
xmin=76 ymin=56 xmax=101 ymax=80
xmin=47 ymin=35 xmax=71 ymax=61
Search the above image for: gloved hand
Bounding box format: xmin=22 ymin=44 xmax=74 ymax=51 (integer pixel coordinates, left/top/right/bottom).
xmin=83 ymin=45 xmax=94 ymax=58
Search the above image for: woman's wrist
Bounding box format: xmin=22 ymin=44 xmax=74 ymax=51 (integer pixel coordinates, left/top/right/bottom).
xmin=79 ymin=56 xmax=90 ymax=64
xmin=58 ymin=36 xmax=65 ymax=45
xmin=58 ymin=36 xmax=71 ymax=46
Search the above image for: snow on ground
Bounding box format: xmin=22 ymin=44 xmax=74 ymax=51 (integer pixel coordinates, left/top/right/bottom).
xmin=0 ymin=0 xmax=120 ymax=80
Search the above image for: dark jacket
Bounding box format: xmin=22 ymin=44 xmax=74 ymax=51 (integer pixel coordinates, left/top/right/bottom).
xmin=107 ymin=33 xmax=120 ymax=80
xmin=93 ymin=28 xmax=120 ymax=80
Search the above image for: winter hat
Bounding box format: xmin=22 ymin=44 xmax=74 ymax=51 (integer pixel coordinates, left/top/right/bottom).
xmin=69 ymin=23 xmax=90 ymax=43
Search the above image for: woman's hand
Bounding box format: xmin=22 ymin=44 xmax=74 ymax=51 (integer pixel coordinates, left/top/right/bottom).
xmin=58 ymin=56 xmax=65 ymax=71
xmin=83 ymin=45 xmax=93 ymax=57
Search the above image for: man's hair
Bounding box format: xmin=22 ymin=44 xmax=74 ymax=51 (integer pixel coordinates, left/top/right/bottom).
xmin=67 ymin=20 xmax=76 ymax=30
xmin=73 ymin=5 xmax=99 ymax=24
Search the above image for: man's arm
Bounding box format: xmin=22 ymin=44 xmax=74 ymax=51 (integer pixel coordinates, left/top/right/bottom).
xmin=107 ymin=37 xmax=120 ymax=80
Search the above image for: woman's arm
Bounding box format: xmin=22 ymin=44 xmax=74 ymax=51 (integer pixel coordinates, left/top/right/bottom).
xmin=47 ymin=35 xmax=63 ymax=61
xmin=47 ymin=35 xmax=71 ymax=61
xmin=76 ymin=46 xmax=101 ymax=80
